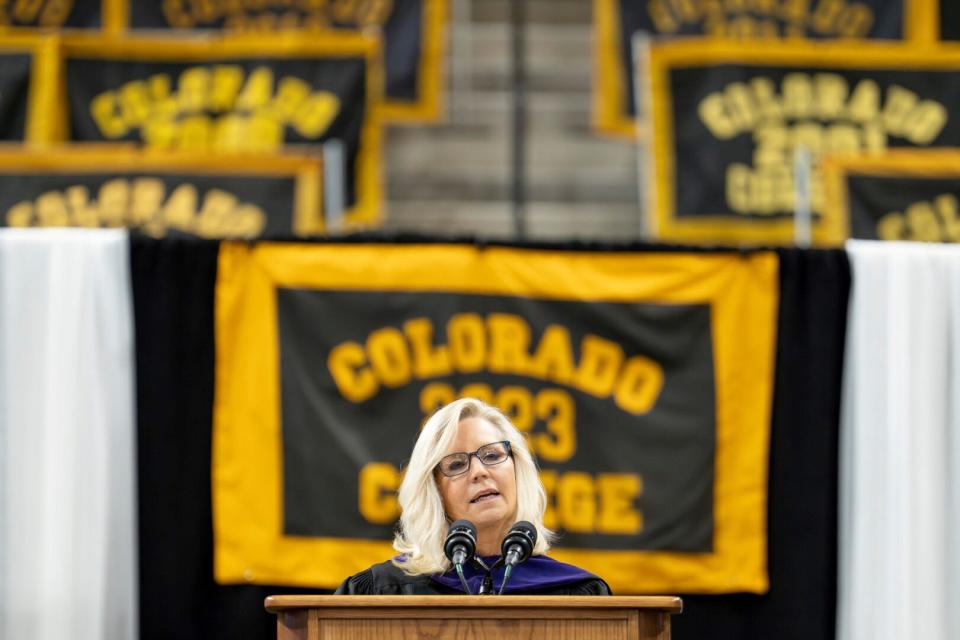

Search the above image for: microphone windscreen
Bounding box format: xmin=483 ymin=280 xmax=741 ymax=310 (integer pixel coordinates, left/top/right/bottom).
xmin=512 ymin=521 xmax=537 ymax=543
xmin=450 ymin=519 xmax=477 ymax=539
xmin=444 ymin=519 xmax=477 ymax=562
xmin=501 ymin=520 xmax=537 ymax=562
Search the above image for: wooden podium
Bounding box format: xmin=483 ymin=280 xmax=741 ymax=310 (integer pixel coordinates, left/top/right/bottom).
xmin=265 ymin=595 xmax=682 ymax=640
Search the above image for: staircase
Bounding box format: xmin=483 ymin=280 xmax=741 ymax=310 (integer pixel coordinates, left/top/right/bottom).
xmin=383 ymin=0 xmax=642 ymax=241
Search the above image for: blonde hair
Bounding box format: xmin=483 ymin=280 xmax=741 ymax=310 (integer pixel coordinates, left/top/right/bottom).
xmin=392 ymin=397 xmax=553 ymax=575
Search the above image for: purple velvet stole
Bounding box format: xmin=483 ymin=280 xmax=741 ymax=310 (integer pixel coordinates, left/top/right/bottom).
xmin=429 ymin=555 xmax=597 ymax=594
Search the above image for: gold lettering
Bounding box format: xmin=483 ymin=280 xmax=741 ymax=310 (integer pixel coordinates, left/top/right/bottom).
xmin=937 ymin=194 xmax=960 ymax=241
xmin=419 ymin=381 xmax=456 ymax=417
xmin=597 ymin=473 xmax=643 ymax=534
xmin=811 ymin=0 xmax=845 ymax=33
xmin=178 ymin=66 xmax=211 ymax=114
xmin=647 ymin=0 xmax=680 ymax=32
xmin=129 ymin=178 xmax=165 ymax=227
xmin=876 ymin=212 xmax=904 ymax=240
xmin=447 ymin=313 xmax=486 ymax=373
xmin=903 ymin=101 xmax=947 ymax=145
xmin=13 ymin=0 xmax=43 ymax=22
xmin=823 ymin=123 xmax=861 ymax=154
xmin=99 ymin=178 xmax=130 ymax=227
xmin=328 ymin=341 xmax=378 ymax=403
xmin=782 ymin=73 xmax=814 ymax=120
xmin=754 ymin=123 xmax=788 ymax=167
xmin=725 ymin=82 xmax=759 ymax=132
xmin=905 ymin=201 xmax=941 ymax=242
xmin=366 ymin=327 xmax=412 ymax=388
xmin=236 ymin=66 xmax=274 ymax=111
xmin=726 ymin=163 xmax=753 ymax=213
xmin=161 ymin=183 xmax=198 ymax=230
xmin=36 ymin=191 xmax=69 ymax=227
xmin=272 ymin=75 xmax=312 ymax=121
xmin=293 ymin=91 xmax=340 ymax=138
xmin=836 ymin=4 xmax=874 ymax=37
xmin=815 ymin=73 xmax=848 ymax=120
xmin=750 ymin=77 xmax=783 ymax=122
xmin=699 ymin=93 xmax=738 ymax=139
xmin=65 ymin=185 xmax=98 ymax=227
xmin=527 ymin=324 xmax=575 ymax=385
xmin=91 ymin=92 xmax=128 ymax=138
xmin=358 ymin=462 xmax=401 ymax=524
xmin=163 ymin=0 xmax=194 ymax=28
xmin=614 ymin=355 xmax=664 ymax=415
xmin=573 ymin=335 xmax=624 ymax=398
xmin=556 ymin=472 xmax=595 ymax=533
xmin=882 ymin=85 xmax=918 ymax=138
xmin=179 ymin=114 xmax=213 ymax=151
xmin=533 ymin=388 xmax=576 ymax=462
xmin=211 ymin=65 xmax=245 ymax=112
xmin=119 ymin=80 xmax=153 ymax=128
xmin=6 ymin=201 xmax=33 ymax=227
xmin=495 ymin=386 xmax=534 ymax=432
xmin=404 ymin=318 xmax=452 ymax=379
xmin=487 ymin=313 xmax=532 ymax=375
xmin=195 ymin=188 xmax=239 ymax=238
xmin=846 ymin=79 xmax=879 ymax=123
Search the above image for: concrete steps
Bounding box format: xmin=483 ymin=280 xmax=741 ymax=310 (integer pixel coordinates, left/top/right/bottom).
xmin=382 ymin=0 xmax=642 ymax=241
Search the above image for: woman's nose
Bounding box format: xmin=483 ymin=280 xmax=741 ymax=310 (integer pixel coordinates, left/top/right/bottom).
xmin=468 ymin=456 xmax=490 ymax=480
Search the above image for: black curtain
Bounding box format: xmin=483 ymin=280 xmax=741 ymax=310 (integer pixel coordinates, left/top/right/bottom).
xmin=673 ymin=249 xmax=850 ymax=640
xmin=132 ymin=237 xmax=309 ymax=640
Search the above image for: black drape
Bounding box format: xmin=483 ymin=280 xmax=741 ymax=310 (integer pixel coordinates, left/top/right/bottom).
xmin=132 ymin=236 xmax=307 ymax=640
xmin=673 ymin=249 xmax=850 ymax=640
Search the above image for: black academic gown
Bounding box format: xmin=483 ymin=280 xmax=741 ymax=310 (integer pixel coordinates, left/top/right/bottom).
xmin=334 ymin=555 xmax=612 ymax=596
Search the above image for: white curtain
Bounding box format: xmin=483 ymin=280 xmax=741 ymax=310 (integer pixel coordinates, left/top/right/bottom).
xmin=0 ymin=229 xmax=137 ymax=640
xmin=838 ymin=240 xmax=960 ymax=640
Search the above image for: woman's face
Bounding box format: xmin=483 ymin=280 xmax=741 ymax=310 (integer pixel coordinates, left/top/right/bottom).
xmin=436 ymin=416 xmax=518 ymax=536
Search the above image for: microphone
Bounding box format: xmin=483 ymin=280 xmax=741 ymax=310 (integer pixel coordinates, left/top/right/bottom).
xmin=497 ymin=521 xmax=537 ymax=594
xmin=444 ymin=519 xmax=477 ymax=594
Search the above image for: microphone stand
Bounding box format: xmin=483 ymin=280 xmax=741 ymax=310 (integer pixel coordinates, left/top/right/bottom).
xmin=454 ymin=562 xmax=470 ymax=595
xmin=471 ymin=556 xmax=504 ymax=595
xmin=496 ymin=545 xmax=526 ymax=595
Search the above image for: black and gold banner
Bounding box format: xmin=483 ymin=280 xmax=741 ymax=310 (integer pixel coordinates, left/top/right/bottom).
xmin=107 ymin=0 xmax=448 ymax=123
xmin=213 ymin=243 xmax=778 ymax=594
xmin=0 ymin=0 xmax=103 ymax=28
xmin=56 ymin=35 xmax=382 ymax=226
xmin=648 ymin=40 xmax=960 ymax=245
xmin=593 ymin=0 xmax=934 ymax=137
xmin=0 ymin=147 xmax=322 ymax=237
xmin=0 ymin=35 xmax=58 ymax=142
xmin=822 ymin=149 xmax=960 ymax=241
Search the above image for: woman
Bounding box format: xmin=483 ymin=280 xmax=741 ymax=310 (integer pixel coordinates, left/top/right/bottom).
xmin=335 ymin=397 xmax=611 ymax=595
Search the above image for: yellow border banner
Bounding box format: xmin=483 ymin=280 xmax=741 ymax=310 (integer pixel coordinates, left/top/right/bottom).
xmin=213 ymin=242 xmax=778 ymax=594
xmin=647 ymin=39 xmax=960 ymax=246
xmin=0 ymin=144 xmax=323 ymax=236
xmin=380 ymin=0 xmax=449 ymax=124
xmin=0 ymin=1 xmax=106 ymax=30
xmin=0 ymin=34 xmax=60 ymax=145
xmin=593 ymin=0 xmax=635 ymax=139
xmin=822 ymin=147 xmax=960 ymax=241
xmin=53 ymin=32 xmax=383 ymax=228
xmin=99 ymin=0 xmax=447 ymax=124
xmin=595 ymin=0 xmax=939 ymax=140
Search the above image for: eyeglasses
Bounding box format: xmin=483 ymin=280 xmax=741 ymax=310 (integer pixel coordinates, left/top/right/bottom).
xmin=436 ymin=441 xmax=512 ymax=477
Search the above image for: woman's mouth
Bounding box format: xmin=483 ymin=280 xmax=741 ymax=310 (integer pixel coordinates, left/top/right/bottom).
xmin=470 ymin=490 xmax=500 ymax=504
